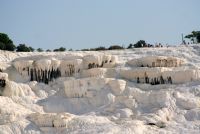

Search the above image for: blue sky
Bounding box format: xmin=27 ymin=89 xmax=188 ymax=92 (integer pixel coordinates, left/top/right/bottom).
xmin=0 ymin=0 xmax=199 ymax=50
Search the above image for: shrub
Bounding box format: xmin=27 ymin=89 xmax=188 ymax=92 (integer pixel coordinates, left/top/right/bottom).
xmin=185 ymin=31 xmax=200 ymax=43
xmin=127 ymin=44 xmax=133 ymax=49
xmin=16 ymin=44 xmax=31 ymax=52
xmin=53 ymin=47 xmax=66 ymax=52
xmin=37 ymin=48 xmax=43 ymax=52
xmin=134 ymin=40 xmax=146 ymax=48
xmin=46 ymin=49 xmax=51 ymax=52
xmin=108 ymin=45 xmax=124 ymax=50
xmin=94 ymin=46 xmax=107 ymax=51
xmin=29 ymin=47 xmax=34 ymax=52
xmin=0 ymin=33 xmax=16 ymax=51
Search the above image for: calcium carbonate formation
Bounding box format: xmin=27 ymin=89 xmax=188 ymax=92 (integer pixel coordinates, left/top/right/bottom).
xmin=13 ymin=54 xmax=117 ymax=84
xmin=127 ymin=56 xmax=185 ymax=67
xmin=121 ymin=56 xmax=200 ymax=85
xmin=1 ymin=46 xmax=200 ymax=134
xmin=28 ymin=113 xmax=74 ymax=128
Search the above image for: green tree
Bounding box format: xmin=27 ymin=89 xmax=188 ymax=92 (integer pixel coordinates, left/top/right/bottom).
xmin=46 ymin=49 xmax=51 ymax=52
xmin=134 ymin=40 xmax=146 ymax=48
xmin=16 ymin=44 xmax=31 ymax=52
xmin=0 ymin=33 xmax=16 ymax=51
xmin=29 ymin=46 xmax=35 ymax=52
xmin=94 ymin=46 xmax=107 ymax=51
xmin=5 ymin=43 xmax=16 ymax=51
xmin=185 ymin=31 xmax=200 ymax=43
xmin=53 ymin=47 xmax=66 ymax=52
xmin=108 ymin=45 xmax=124 ymax=50
xmin=81 ymin=49 xmax=90 ymax=51
xmin=0 ymin=42 xmax=5 ymax=50
xmin=127 ymin=43 xmax=133 ymax=49
xmin=0 ymin=33 xmax=13 ymax=44
xmin=37 ymin=48 xmax=43 ymax=52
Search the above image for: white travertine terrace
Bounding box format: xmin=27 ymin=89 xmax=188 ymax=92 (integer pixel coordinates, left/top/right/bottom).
xmin=102 ymin=55 xmax=117 ymax=68
xmin=3 ymin=81 xmax=35 ymax=97
xmin=59 ymin=59 xmax=82 ymax=77
xmin=0 ymin=72 xmax=8 ymax=80
xmin=13 ymin=60 xmax=33 ymax=76
xmin=50 ymin=59 xmax=61 ymax=70
xmin=64 ymin=78 xmax=111 ymax=98
xmin=28 ymin=113 xmax=74 ymax=127
xmin=81 ymin=68 xmax=107 ymax=78
xmin=0 ymin=96 xmax=33 ymax=125
xmin=108 ymin=79 xmax=126 ymax=95
xmin=33 ymin=59 xmax=52 ymax=71
xmin=83 ymin=55 xmax=117 ymax=69
xmin=12 ymin=54 xmax=117 ymax=84
xmin=120 ymin=67 xmax=200 ymax=84
xmin=64 ymin=78 xmax=126 ymax=98
xmin=1 ymin=46 xmax=200 ymax=133
xmin=127 ymin=56 xmax=185 ymax=67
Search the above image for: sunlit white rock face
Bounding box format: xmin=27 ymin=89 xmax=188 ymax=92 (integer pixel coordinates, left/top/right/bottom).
xmin=64 ymin=78 xmax=111 ymax=98
xmin=0 ymin=96 xmax=33 ymax=125
xmin=28 ymin=112 xmax=74 ymax=128
xmin=13 ymin=60 xmax=33 ymax=76
xmin=81 ymin=68 xmax=107 ymax=78
xmin=12 ymin=54 xmax=117 ymax=84
xmin=108 ymin=79 xmax=126 ymax=95
xmin=1 ymin=45 xmax=200 ymax=134
xmin=59 ymin=59 xmax=82 ymax=77
xmin=83 ymin=55 xmax=117 ymax=69
xmin=120 ymin=68 xmax=200 ymax=84
xmin=127 ymin=56 xmax=185 ymax=67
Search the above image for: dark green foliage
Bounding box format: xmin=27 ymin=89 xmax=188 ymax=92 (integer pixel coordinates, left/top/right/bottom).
xmin=81 ymin=45 xmax=123 ymax=51
xmin=89 ymin=48 xmax=96 ymax=51
xmin=81 ymin=49 xmax=90 ymax=51
xmin=29 ymin=47 xmax=34 ymax=52
xmin=108 ymin=45 xmax=124 ymax=50
xmin=0 ymin=42 xmax=5 ymax=50
xmin=0 ymin=33 xmax=16 ymax=51
xmin=185 ymin=31 xmax=200 ymax=43
xmin=46 ymin=49 xmax=51 ymax=52
xmin=134 ymin=40 xmax=146 ymax=48
xmin=59 ymin=47 xmax=66 ymax=51
xmin=197 ymin=35 xmax=200 ymax=43
xmin=0 ymin=33 xmax=13 ymax=44
xmin=127 ymin=43 xmax=133 ymax=49
xmin=37 ymin=48 xmax=43 ymax=52
xmin=16 ymin=44 xmax=31 ymax=52
xmin=53 ymin=47 xmax=66 ymax=52
xmin=94 ymin=46 xmax=107 ymax=51
xmin=5 ymin=43 xmax=16 ymax=51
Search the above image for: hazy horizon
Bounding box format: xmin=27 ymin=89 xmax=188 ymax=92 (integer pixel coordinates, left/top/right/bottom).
xmin=0 ymin=0 xmax=199 ymax=50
